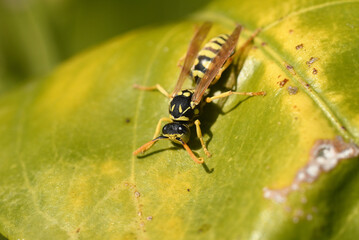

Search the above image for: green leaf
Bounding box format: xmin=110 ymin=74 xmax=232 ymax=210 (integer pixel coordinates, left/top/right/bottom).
xmin=1 ymin=0 xmax=359 ymax=239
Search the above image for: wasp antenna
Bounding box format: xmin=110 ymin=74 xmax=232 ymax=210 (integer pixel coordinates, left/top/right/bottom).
xmin=133 ymin=136 xmax=168 ymax=156
xmin=180 ymin=140 xmax=204 ymax=164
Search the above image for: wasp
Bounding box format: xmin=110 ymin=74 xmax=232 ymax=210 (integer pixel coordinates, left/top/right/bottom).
xmin=133 ymin=22 xmax=265 ymax=164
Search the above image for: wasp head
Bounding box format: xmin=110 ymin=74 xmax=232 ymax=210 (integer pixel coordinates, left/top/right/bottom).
xmin=162 ymin=122 xmax=190 ymax=145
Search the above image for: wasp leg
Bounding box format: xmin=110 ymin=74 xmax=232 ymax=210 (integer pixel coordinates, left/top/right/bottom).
xmin=236 ymin=28 xmax=261 ymax=56
xmin=230 ymin=28 xmax=262 ymax=76
xmin=232 ymin=28 xmax=261 ymax=64
xmin=153 ymin=117 xmax=172 ymax=139
xmin=133 ymin=84 xmax=170 ymax=98
xmin=206 ymin=90 xmax=266 ymax=103
xmin=181 ymin=141 xmax=204 ymax=164
xmin=194 ymin=119 xmax=211 ymax=157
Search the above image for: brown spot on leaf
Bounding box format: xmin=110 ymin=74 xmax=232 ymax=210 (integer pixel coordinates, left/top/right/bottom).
xmin=287 ymin=86 xmax=298 ymax=95
xmin=285 ymin=63 xmax=296 ymax=75
xmin=278 ymin=79 xmax=289 ymax=87
xmin=312 ymin=68 xmax=318 ymax=75
xmin=306 ymin=57 xmax=319 ymax=67
xmin=295 ymin=44 xmax=303 ymax=50
xmin=125 ymin=182 xmax=146 ymax=231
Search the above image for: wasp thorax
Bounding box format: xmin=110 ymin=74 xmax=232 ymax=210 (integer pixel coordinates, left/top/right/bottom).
xmin=169 ymin=89 xmax=200 ymax=122
xmin=162 ymin=122 xmax=190 ymax=144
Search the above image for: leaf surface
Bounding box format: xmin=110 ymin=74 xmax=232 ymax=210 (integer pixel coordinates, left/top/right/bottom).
xmin=0 ymin=0 xmax=359 ymax=239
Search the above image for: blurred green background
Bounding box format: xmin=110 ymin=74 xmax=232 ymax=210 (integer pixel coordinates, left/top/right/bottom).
xmin=0 ymin=0 xmax=212 ymax=94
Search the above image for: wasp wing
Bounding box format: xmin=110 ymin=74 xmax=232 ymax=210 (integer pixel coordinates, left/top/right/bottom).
xmin=171 ymin=22 xmax=212 ymax=97
xmin=191 ymin=24 xmax=242 ymax=105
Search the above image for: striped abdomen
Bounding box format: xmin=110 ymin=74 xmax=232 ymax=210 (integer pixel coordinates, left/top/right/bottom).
xmin=191 ymin=34 xmax=234 ymax=85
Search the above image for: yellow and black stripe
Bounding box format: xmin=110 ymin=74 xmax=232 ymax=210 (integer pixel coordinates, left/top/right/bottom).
xmin=191 ymin=34 xmax=233 ymax=85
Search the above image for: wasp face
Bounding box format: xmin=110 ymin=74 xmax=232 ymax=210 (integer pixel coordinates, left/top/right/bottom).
xmin=162 ymin=122 xmax=190 ymax=145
